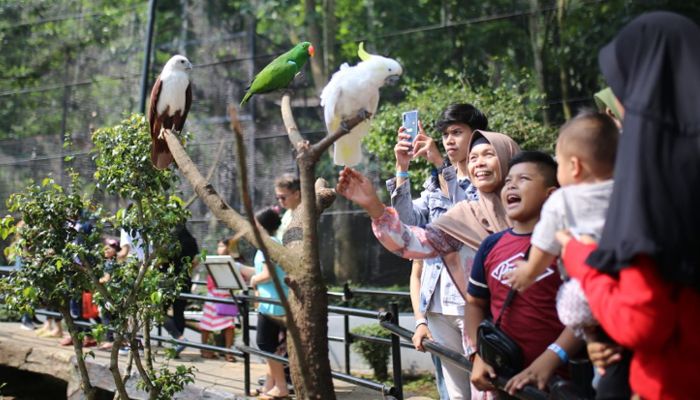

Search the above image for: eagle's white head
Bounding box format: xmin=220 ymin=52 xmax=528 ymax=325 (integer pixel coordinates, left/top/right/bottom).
xmin=163 ymin=55 xmax=193 ymax=73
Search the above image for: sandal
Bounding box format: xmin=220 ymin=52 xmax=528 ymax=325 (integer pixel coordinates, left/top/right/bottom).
xmin=200 ymin=350 xmax=218 ymax=359
xmin=225 ymin=354 xmax=236 ymax=362
xmin=258 ymin=393 xmax=290 ymax=400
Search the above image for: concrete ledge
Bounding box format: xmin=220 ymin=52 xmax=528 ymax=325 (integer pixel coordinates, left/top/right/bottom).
xmin=0 ymin=323 xmax=242 ymax=399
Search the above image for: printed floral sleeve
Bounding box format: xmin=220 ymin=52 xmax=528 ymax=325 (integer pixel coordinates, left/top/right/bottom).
xmin=371 ymin=207 xmax=463 ymax=259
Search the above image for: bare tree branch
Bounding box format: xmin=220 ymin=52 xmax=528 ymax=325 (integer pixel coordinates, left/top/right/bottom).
xmin=228 ymin=104 xmax=310 ymax=398
xmin=310 ymin=109 xmax=371 ymax=161
xmin=280 ymin=92 xmax=371 ymax=162
xmin=163 ymin=130 xmax=300 ymax=271
xmin=281 ymin=93 xmax=305 ymax=149
xmin=184 ymin=136 xmax=227 ymax=208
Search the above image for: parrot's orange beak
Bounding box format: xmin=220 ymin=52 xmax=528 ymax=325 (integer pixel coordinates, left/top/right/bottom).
xmin=308 ymin=44 xmax=315 ymax=57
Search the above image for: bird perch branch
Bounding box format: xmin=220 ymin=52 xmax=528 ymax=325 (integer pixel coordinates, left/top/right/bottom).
xmin=310 ymin=109 xmax=371 ymax=161
xmin=280 ymin=93 xmax=306 ymax=150
xmin=163 ymin=130 xmax=299 ymax=270
xmin=281 ymin=93 xmax=371 ymax=163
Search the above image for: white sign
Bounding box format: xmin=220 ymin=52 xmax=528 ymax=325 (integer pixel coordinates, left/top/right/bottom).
xmin=204 ymin=255 xmax=248 ymax=290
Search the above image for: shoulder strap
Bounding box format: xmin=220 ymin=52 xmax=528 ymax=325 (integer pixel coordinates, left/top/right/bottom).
xmin=494 ymin=288 xmax=516 ymax=326
xmin=495 ymin=245 xmax=531 ymax=327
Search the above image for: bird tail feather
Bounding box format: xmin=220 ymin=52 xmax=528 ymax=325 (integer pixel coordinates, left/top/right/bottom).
xmin=151 ymin=137 xmax=173 ymax=170
xmin=333 ymin=121 xmax=369 ymax=166
xmin=240 ymin=91 xmax=252 ymax=105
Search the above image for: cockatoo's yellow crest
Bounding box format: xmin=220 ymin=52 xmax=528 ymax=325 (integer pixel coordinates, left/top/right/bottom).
xmin=358 ymin=42 xmax=374 ymax=62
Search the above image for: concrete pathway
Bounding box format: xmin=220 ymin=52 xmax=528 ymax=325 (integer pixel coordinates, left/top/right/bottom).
xmin=0 ymin=322 xmax=429 ymax=399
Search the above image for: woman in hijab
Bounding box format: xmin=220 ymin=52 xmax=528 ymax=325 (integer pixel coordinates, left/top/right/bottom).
xmin=557 ymin=12 xmax=700 ymax=400
xmin=337 ymin=130 xmax=519 ymax=301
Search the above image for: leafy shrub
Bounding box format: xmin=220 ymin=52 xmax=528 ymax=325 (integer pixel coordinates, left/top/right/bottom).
xmin=351 ymin=323 xmax=392 ymax=381
xmin=328 ymin=284 xmax=412 ymax=313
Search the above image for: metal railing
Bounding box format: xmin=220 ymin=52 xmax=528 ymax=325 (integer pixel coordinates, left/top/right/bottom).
xmin=1 ymin=266 xmax=585 ymax=399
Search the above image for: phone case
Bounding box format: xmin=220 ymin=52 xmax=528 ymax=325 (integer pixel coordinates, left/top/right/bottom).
xmin=402 ymin=110 xmax=419 ymax=142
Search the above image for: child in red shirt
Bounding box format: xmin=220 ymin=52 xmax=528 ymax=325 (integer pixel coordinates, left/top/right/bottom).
xmin=466 ymin=151 xmax=583 ymax=396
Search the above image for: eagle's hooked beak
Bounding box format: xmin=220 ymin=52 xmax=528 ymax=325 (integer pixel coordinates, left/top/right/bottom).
xmin=186 ymin=61 xmax=193 ymax=71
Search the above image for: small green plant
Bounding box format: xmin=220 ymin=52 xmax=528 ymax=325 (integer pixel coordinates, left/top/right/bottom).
xmin=0 ymin=114 xmax=194 ymax=400
xmin=351 ymin=323 xmax=392 ymax=381
xmin=139 ymin=364 xmax=196 ymax=400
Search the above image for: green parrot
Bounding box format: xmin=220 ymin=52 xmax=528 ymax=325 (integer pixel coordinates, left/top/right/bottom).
xmin=240 ymin=42 xmax=315 ymax=105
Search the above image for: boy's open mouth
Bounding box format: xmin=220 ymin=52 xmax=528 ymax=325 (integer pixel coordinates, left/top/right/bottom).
xmin=506 ymin=193 xmax=521 ymax=205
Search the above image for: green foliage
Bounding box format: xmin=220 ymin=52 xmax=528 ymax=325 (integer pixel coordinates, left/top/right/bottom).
xmin=351 ymin=323 xmax=392 ymax=381
xmin=365 ymin=75 xmax=556 ymax=194
xmin=1 ymin=174 xmax=104 ymax=313
xmin=0 ymin=113 xmax=194 ymax=398
xmin=92 ymin=114 xmax=175 ymax=200
xmin=139 ymin=364 xmax=197 ymax=400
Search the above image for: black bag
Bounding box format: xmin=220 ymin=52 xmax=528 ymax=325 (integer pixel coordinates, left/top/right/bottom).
xmin=477 ymin=285 xmax=524 ymax=378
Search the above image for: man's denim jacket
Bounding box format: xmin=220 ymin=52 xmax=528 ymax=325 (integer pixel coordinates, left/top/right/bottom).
xmin=385 ymin=166 xmax=477 ymax=315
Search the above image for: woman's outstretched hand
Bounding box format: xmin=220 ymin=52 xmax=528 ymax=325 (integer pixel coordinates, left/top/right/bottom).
xmin=336 ymin=167 xmax=385 ymax=218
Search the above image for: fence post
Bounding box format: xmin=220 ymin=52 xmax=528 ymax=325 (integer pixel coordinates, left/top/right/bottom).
xmin=343 ymin=283 xmax=353 ymax=376
xmin=343 ymin=297 xmax=351 ymax=375
xmin=390 ymin=302 xmax=403 ymax=400
xmin=242 ymin=290 xmax=251 ymax=396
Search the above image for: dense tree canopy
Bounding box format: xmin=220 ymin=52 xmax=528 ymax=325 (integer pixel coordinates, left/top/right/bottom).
xmin=1 ymin=0 xmax=698 ymax=141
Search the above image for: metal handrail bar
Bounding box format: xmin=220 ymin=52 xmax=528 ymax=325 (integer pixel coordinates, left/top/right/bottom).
xmin=149 ymin=334 xmax=245 ymax=357
xmin=350 ymin=287 xmax=410 ymax=297
xmin=378 ymin=314 xmax=549 ymax=400
xmin=236 ymin=344 xmax=396 ymax=396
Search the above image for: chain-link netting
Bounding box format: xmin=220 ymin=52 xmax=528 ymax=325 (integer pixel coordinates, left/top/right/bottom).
xmin=0 ymin=2 xmax=410 ymax=285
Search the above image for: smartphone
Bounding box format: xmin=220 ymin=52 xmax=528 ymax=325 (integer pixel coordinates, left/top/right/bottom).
xmin=402 ymin=110 xmax=419 ymax=142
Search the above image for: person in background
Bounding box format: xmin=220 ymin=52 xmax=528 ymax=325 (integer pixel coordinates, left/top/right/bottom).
xmin=97 ymin=238 xmax=120 ymax=351
xmin=250 ymin=207 xmax=290 ymax=400
xmin=166 ymin=224 xmax=199 ymax=358
xmin=557 ymin=12 xmax=700 ymax=400
xmin=199 ymin=238 xmax=238 ymax=361
xmin=273 ymin=173 xmax=301 ymax=241
xmin=390 ymin=103 xmax=488 ymax=400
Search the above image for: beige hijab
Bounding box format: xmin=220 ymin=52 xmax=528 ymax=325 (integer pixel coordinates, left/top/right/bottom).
xmin=432 ymin=130 xmax=520 ymax=251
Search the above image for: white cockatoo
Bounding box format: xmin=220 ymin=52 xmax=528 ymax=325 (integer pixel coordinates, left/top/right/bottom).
xmin=320 ymin=43 xmax=402 ymax=166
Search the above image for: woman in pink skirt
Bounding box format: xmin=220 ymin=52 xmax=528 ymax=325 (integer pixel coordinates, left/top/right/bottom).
xmin=200 ymin=238 xmax=239 ymax=361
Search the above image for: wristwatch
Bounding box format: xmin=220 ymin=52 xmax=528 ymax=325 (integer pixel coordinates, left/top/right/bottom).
xmin=414 ymin=318 xmax=428 ymax=329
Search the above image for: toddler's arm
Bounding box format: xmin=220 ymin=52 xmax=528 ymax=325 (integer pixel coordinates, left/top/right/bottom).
xmin=506 ymin=245 xmax=556 ymax=291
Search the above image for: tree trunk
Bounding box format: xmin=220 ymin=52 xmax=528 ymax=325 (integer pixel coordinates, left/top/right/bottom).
xmin=528 ymin=0 xmax=550 ymax=126
xmin=322 ymin=0 xmax=336 ymax=77
xmin=61 ymin=305 xmax=97 ymax=400
xmin=305 ymin=0 xmax=326 ymax=95
xmin=557 ymin=0 xmax=572 ymax=120
xmin=165 ymin=97 xmax=369 ymax=399
xmin=333 ymin=199 xmax=360 ymax=283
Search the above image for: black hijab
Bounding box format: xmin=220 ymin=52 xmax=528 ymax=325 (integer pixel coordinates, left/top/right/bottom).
xmin=587 ymin=12 xmax=700 ymax=290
